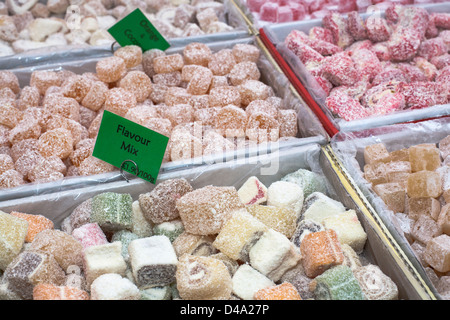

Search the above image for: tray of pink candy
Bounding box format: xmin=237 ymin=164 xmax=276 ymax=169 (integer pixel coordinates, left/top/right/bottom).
xmin=0 ymin=143 xmax=436 ymax=300
xmin=0 ymin=0 xmax=251 ymax=70
xmin=0 ymin=36 xmax=328 ymax=202
xmin=330 ymin=116 xmax=450 ymax=300
xmin=261 ymin=3 xmax=450 ymax=134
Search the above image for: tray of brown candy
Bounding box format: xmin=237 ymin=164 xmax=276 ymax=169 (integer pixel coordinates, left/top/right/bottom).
xmin=330 ymin=117 xmax=450 ymax=300
xmin=261 ymin=3 xmax=450 ymax=133
xmin=0 ymin=143 xmax=435 ymax=300
xmin=0 ymin=0 xmax=250 ymax=69
xmin=0 ymin=36 xmax=327 ymax=201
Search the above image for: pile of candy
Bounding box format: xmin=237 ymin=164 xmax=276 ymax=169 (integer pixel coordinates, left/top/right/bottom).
xmin=284 ymin=4 xmax=450 ymax=121
xmin=363 ymin=139 xmax=450 ymax=299
xmin=245 ymin=0 xmax=442 ymax=23
xmin=0 ymin=42 xmax=299 ymax=190
xmin=0 ymin=168 xmax=400 ymax=300
xmin=0 ymin=0 xmax=236 ymax=56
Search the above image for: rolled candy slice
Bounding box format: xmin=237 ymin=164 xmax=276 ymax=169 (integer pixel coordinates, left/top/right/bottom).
xmin=291 ymin=219 xmax=324 ymax=247
xmin=353 ymin=264 xmax=398 ymax=300
xmin=172 ymin=231 xmax=217 ymax=257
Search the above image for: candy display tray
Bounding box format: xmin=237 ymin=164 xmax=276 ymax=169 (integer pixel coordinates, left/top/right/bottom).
xmin=259 ymin=3 xmax=450 ymax=136
xmin=0 ymin=142 xmax=436 ymax=300
xmin=1 ymin=35 xmax=328 ymax=202
xmin=330 ymin=116 xmax=450 ymax=300
xmin=0 ymin=0 xmax=251 ymax=70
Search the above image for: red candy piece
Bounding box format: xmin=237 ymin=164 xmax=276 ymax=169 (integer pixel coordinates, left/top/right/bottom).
xmin=351 ymin=48 xmax=382 ymax=82
xmin=397 ymin=62 xmax=428 ymax=82
xmin=417 ymin=38 xmax=447 ymax=61
xmin=430 ymin=54 xmax=450 ymax=70
xmin=337 ymin=0 xmax=356 ymax=13
xmin=361 ymin=81 xmax=406 ymax=115
xmin=347 ymin=11 xmax=367 ymax=41
xmin=314 ymin=76 xmax=333 ymax=96
xmin=371 ymin=68 xmax=408 ymax=86
xmin=432 ymin=13 xmax=450 ymax=29
xmin=370 ymin=42 xmax=391 ymax=61
xmin=322 ymin=52 xmax=359 ymax=86
xmin=326 ymin=89 xmax=370 ymax=121
xmin=322 ymin=12 xmax=354 ymax=48
xmin=388 ymin=28 xmax=421 ymax=61
xmin=289 ymin=30 xmax=342 ymax=56
xmin=398 ymin=81 xmax=448 ymax=109
xmin=285 ymin=31 xmax=324 ymax=65
xmin=278 ymin=6 xmax=294 ymax=22
xmin=309 ymin=26 xmax=335 ymax=44
xmin=289 ymin=1 xmax=307 ymax=20
xmin=260 ymin=2 xmax=278 ymax=22
xmin=365 ymin=16 xmax=391 ymax=43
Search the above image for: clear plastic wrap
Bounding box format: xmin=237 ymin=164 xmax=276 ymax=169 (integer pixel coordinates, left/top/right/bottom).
xmin=330 ymin=117 xmax=450 ymax=299
xmin=0 ymin=143 xmax=435 ymax=299
xmin=1 ymin=36 xmax=328 ymax=202
xmin=262 ymin=3 xmax=450 ymax=133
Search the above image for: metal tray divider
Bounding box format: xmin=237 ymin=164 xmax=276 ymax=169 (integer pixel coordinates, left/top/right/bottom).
xmin=321 ymin=144 xmax=438 ymax=300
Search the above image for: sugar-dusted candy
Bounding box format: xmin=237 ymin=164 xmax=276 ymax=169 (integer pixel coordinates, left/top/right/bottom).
xmin=72 ymin=222 xmax=108 ymax=250
xmin=365 ymin=15 xmax=391 ymax=43
xmin=61 ymin=75 xmax=92 ymax=103
xmin=438 ymin=204 xmax=450 ymax=236
xmin=0 ymin=211 xmax=28 ymax=270
xmin=78 ymin=155 xmax=116 ymax=177
xmin=0 ymin=154 xmax=14 ymax=175
xmin=33 ymin=283 xmax=89 ymax=300
xmin=0 ymin=71 xmax=19 ymax=95
xmin=254 ymin=282 xmax=301 ymax=300
xmin=407 ymin=171 xmax=442 ymax=199
xmin=81 ymin=80 xmax=108 ymax=111
xmin=278 ymin=109 xmax=298 ymax=138
xmin=119 ymin=70 xmax=152 ymax=103
xmin=388 ymin=28 xmax=421 ymax=62
xmin=373 ymin=182 xmax=406 ymax=213
xmin=0 ymin=102 xmax=23 ymax=129
xmin=311 ymin=265 xmax=365 ymax=300
xmin=2 ymin=251 xmax=65 ymax=300
xmin=104 ymin=87 xmax=137 ymax=117
xmin=37 ymin=128 xmax=73 ymax=160
xmin=249 ymin=229 xmax=301 ymax=282
xmin=90 ymin=192 xmax=133 ymax=232
xmin=29 ymin=70 xmax=61 ymax=95
xmin=168 ymin=126 xmax=202 ymax=162
xmin=153 ymin=54 xmax=184 ymax=74
xmin=247 ymin=204 xmax=297 ymax=239
xmin=430 ymin=54 xmax=450 ymax=70
xmin=176 ymin=185 xmax=244 ymax=235
xmin=10 ymin=211 xmax=53 ymax=243
xmin=409 ymin=144 xmax=441 ymax=173
xmin=364 ymin=143 xmax=389 ymax=165
xmin=384 ymin=160 xmax=411 ymax=187
xmin=285 ymin=31 xmax=324 ymax=65
xmin=408 ymin=197 xmax=441 ymax=221
xmin=347 ymin=11 xmax=367 ymax=41
xmin=0 ymin=169 xmax=25 ymax=189
xmin=300 ymin=229 xmax=344 ymax=278
xmin=214 ymin=105 xmax=247 ymax=138
xmin=186 ymin=66 xmax=213 ymax=95
xmin=323 ymin=12 xmax=354 ymax=48
xmin=153 ymin=219 xmax=184 ymax=242
xmin=341 ymin=243 xmax=363 ymax=271
xmin=111 ymin=230 xmax=139 ymax=261
xmin=411 ymin=215 xmax=442 ymax=244
xmin=142 ymin=49 xmax=166 ymax=77
xmin=209 ymin=86 xmax=241 ymax=108
xmin=140 ymin=286 xmax=172 ymax=300
xmin=165 ymin=87 xmax=192 ymax=106
xmin=139 ymin=178 xmax=193 ymax=224
xmin=90 ymin=273 xmax=140 ymax=300
xmin=176 ymin=254 xmax=232 ymax=300
xmin=424 ymin=234 xmax=450 ymax=273
xmin=183 ymin=42 xmax=212 ymax=67
xmin=154 ymin=71 xmax=182 ymax=87
xmin=238 ymin=80 xmax=271 ymax=107
xmin=7 ymin=118 xmax=40 ymax=145
xmin=95 ymin=56 xmax=127 ymax=83
xmin=299 ymin=192 xmax=346 ymax=224
xmin=114 ymin=45 xmax=142 ymax=69
xmin=208 ymin=48 xmax=236 ymax=77
xmin=172 ymin=232 xmax=217 ymax=257
xmin=291 ymin=219 xmax=325 ymax=248
xmin=29 ymin=229 xmax=83 ymax=271
xmin=228 ymin=61 xmax=261 ymax=86
xmin=364 ymin=162 xmax=388 ymax=186
xmin=210 ymin=252 xmax=239 ymax=276
xmin=282 ymin=168 xmax=327 ymax=198
xmin=83 ymin=241 xmax=127 ymax=287
xmin=232 ymin=43 xmax=260 ymax=63
xmin=267 ymin=180 xmax=304 ymax=217
xmin=202 ymin=130 xmax=235 ymax=157
xmin=128 ymin=236 xmax=178 ymax=287
xmin=231 ymin=264 xmax=275 ymax=300
xmin=246 ymin=112 xmax=280 ymax=143
xmin=353 ymin=264 xmax=398 ymax=300
xmin=322 ymin=52 xmax=359 ymax=87
xmin=326 ymin=88 xmax=370 ymax=121
xmin=237 ymin=176 xmax=268 ymax=206
xmin=213 ymin=209 xmax=268 ymax=262
xmin=323 ymin=210 xmax=367 ymax=254
xmin=436 ymin=276 xmax=450 ymax=299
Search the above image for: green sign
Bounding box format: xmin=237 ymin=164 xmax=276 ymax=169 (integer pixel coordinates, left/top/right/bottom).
xmin=92 ymin=111 xmax=169 ymax=184
xmin=108 ymin=8 xmax=170 ymax=51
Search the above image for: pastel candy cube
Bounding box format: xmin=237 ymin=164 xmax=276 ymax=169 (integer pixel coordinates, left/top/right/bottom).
xmin=364 ymin=143 xmax=390 ymax=165
xmin=212 ymin=209 xmax=268 ymax=262
xmin=83 ymin=241 xmax=127 ymax=287
xmin=29 ymin=229 xmax=83 ymax=271
xmin=385 ymin=161 xmax=411 ymax=187
xmin=279 ymin=263 xmax=314 ymax=300
xmin=407 ymin=171 xmax=442 ymax=199
xmin=33 ymin=283 xmax=89 ymax=300
xmin=300 ymin=229 xmax=345 ymax=278
xmin=437 ymin=166 xmax=450 ymax=203
xmin=176 ymin=185 xmax=244 ymax=235
xmin=364 ymin=162 xmax=388 ymax=186
xmin=353 ymin=264 xmax=398 ymax=300
xmin=249 ymin=229 xmax=301 ymax=282
xmin=408 ymin=197 xmax=441 ymax=221
xmin=438 ymin=204 xmax=450 ymax=235
xmin=237 ymin=176 xmax=268 ymax=206
xmin=373 ymin=182 xmax=406 ymax=213
xmin=311 ymin=265 xmax=365 ymax=300
xmin=247 ymin=204 xmax=297 ymax=239
xmin=411 ymin=215 xmax=442 ymax=244
xmin=176 ymin=254 xmax=232 ymax=300
xmin=254 ymin=282 xmax=302 ymax=300
xmin=282 ymin=168 xmax=328 ymax=198
xmin=0 ymin=211 xmax=28 ymax=270
xmin=128 ymin=235 xmax=178 ymax=288
xmin=140 ymin=286 xmax=172 ymax=300
xmin=439 ymin=135 xmax=450 ymax=159
xmin=72 ymin=223 xmax=108 ymax=250
xmin=90 ymin=192 xmax=133 ymax=232
xmin=408 ymin=144 xmax=441 ymax=172
xmin=267 ymin=181 xmax=304 ymax=217
xmin=341 ymin=244 xmax=363 ymax=271
xmin=299 ymin=192 xmax=346 ymax=224
xmin=291 ymin=219 xmax=325 ymax=247
xmin=2 ymin=251 xmax=66 ymax=300
xmin=424 ymin=234 xmax=450 ymax=273
xmin=153 ymin=219 xmax=184 ymax=242
xmin=322 ymin=210 xmax=367 ymax=254
xmin=130 ymin=200 xmax=153 ymax=238
xmin=231 ymin=264 xmax=275 ymax=300
xmin=111 ymin=230 xmax=139 ymax=261
xmin=9 ymin=211 xmax=53 ymax=243
xmin=172 ymin=232 xmax=217 ymax=257
xmin=90 ymin=273 xmax=140 ymax=300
